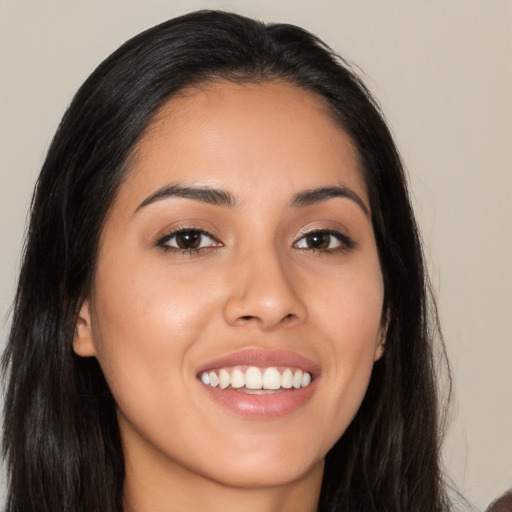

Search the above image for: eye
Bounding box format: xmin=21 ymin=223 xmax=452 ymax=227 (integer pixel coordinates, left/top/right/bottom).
xmin=156 ymin=228 xmax=220 ymax=253
xmin=294 ymin=229 xmax=354 ymax=252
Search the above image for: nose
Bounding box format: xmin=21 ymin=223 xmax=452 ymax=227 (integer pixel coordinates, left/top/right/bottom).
xmin=222 ymin=249 xmax=307 ymax=331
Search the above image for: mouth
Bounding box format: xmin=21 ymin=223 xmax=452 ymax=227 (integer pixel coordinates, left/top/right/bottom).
xmin=199 ymin=366 xmax=313 ymax=392
xmin=197 ymin=349 xmax=320 ymax=418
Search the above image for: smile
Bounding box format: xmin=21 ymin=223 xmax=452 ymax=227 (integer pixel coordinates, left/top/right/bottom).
xmin=200 ymin=366 xmax=312 ymax=391
xmin=197 ymin=349 xmax=320 ymax=418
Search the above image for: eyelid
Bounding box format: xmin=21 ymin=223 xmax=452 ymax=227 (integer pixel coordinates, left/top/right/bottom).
xmin=293 ymin=226 xmax=356 ymax=252
xmin=155 ymin=224 xmax=223 ymax=253
xmin=153 ymin=219 xmax=220 ymax=243
xmin=157 ymin=228 xmax=217 ymax=245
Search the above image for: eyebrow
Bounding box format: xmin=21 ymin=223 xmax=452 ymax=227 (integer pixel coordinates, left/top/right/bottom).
xmin=135 ymin=183 xmax=369 ymax=216
xmin=291 ymin=186 xmax=370 ymax=216
xmin=135 ymin=184 xmax=236 ymax=212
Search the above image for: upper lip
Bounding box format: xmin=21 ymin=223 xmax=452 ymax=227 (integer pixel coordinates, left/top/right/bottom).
xmin=197 ymin=348 xmax=321 ymax=376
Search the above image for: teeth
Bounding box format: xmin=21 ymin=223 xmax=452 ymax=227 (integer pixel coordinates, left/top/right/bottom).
xmin=292 ymin=369 xmax=303 ymax=389
xmin=200 ymin=366 xmax=313 ymax=391
xmin=245 ymin=366 xmax=263 ymax=389
xmin=301 ymin=372 xmax=311 ymax=387
xmin=262 ymin=367 xmax=281 ymax=390
xmin=208 ymin=371 xmax=219 ymax=387
xmin=231 ymin=368 xmax=245 ymax=388
xmin=281 ymin=368 xmax=293 ymax=388
xmin=219 ymin=369 xmax=230 ymax=389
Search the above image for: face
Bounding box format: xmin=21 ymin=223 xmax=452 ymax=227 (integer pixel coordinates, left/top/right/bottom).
xmin=75 ymin=81 xmax=385 ymax=491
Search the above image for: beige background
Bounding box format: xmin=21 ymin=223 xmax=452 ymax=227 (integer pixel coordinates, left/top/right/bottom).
xmin=0 ymin=1 xmax=510 ymax=509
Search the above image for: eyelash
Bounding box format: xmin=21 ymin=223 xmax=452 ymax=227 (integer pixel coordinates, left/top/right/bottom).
xmin=294 ymin=228 xmax=355 ymax=254
xmin=155 ymin=227 xmax=355 ymax=255
xmin=156 ymin=227 xmax=221 ymax=255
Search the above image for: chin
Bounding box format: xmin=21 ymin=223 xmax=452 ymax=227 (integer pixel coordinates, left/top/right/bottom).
xmin=201 ymin=453 xmax=325 ymax=490
xmin=184 ymin=427 xmax=329 ymax=489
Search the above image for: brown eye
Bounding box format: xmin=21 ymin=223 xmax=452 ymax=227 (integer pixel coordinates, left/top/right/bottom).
xmin=294 ymin=229 xmax=354 ymax=252
xmin=303 ymin=233 xmax=331 ymax=250
xmin=175 ymin=231 xmax=202 ymax=249
xmin=157 ymin=229 xmax=219 ymax=252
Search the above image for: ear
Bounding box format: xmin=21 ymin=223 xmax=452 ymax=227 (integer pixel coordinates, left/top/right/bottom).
xmin=73 ymin=299 xmax=97 ymax=357
xmin=374 ymin=311 xmax=389 ymax=362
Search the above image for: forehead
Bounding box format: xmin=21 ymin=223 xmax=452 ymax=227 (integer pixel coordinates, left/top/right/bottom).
xmin=120 ymin=80 xmax=368 ymax=208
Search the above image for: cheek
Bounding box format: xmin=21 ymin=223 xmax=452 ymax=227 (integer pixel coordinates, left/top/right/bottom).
xmin=308 ymin=254 xmax=384 ymax=351
xmin=88 ymin=253 xmax=220 ymax=409
xmin=308 ymin=260 xmax=384 ymax=438
xmin=93 ymin=247 xmax=218 ymax=336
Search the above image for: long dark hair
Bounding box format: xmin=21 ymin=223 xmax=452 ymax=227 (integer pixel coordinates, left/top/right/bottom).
xmin=2 ymin=10 xmax=451 ymax=512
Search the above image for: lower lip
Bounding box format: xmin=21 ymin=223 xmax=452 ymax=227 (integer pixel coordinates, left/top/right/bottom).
xmin=201 ymin=380 xmax=318 ymax=419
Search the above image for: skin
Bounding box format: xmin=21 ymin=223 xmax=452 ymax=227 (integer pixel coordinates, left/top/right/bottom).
xmin=74 ymin=80 xmax=386 ymax=512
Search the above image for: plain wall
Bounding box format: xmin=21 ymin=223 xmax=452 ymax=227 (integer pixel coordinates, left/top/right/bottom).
xmin=1 ymin=1 xmax=511 ymax=509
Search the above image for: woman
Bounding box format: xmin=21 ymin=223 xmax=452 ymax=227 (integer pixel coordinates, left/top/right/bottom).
xmin=2 ymin=10 xmax=452 ymax=512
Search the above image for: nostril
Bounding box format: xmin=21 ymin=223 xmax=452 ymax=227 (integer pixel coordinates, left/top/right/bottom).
xmin=238 ymin=313 xmax=297 ymax=325
xmin=282 ymin=313 xmax=297 ymax=324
